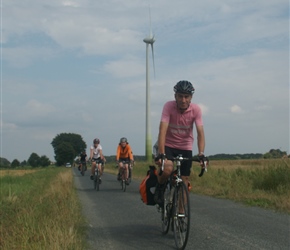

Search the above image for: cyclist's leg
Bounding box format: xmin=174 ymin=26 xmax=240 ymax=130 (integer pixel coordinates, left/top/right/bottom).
xmin=118 ymin=161 xmax=123 ymax=178
xmin=98 ymin=162 xmax=102 ymax=176
xmin=180 ymin=149 xmax=192 ymax=193
xmin=91 ymin=161 xmax=96 ymax=179
xmin=125 ymin=163 xmax=129 ymax=179
xmin=157 ymin=160 xmax=173 ymax=184
xmin=179 ymin=151 xmax=192 ymax=214
xmin=121 ymin=164 xmax=126 ymax=180
xmin=158 ymin=146 xmax=176 ymax=184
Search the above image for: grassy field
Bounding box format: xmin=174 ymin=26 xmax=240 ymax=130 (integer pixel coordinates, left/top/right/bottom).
xmin=1 ymin=158 xmax=289 ymax=249
xmin=0 ymin=167 xmax=87 ymax=250
xmin=105 ymin=158 xmax=290 ymax=213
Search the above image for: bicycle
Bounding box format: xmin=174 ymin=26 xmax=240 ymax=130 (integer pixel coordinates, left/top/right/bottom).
xmin=92 ymin=159 xmax=102 ymax=191
xmin=119 ymin=160 xmax=130 ymax=192
xmin=80 ymin=161 xmax=87 ymax=176
xmin=159 ymin=155 xmax=208 ymax=250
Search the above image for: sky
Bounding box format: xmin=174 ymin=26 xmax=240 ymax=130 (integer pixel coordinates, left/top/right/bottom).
xmin=1 ymin=0 xmax=289 ymax=162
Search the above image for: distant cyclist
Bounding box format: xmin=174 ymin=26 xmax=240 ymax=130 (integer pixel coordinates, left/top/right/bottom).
xmin=116 ymin=137 xmax=134 ymax=184
xmin=90 ymin=138 xmax=105 ymax=182
xmin=79 ymin=151 xmax=87 ymax=172
xmin=154 ymin=80 xmax=206 ymax=205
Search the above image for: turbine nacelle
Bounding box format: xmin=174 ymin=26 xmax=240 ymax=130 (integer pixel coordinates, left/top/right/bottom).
xmin=143 ymin=36 xmax=155 ymax=44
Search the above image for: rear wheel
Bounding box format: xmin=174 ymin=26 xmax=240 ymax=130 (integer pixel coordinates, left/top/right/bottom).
xmin=173 ymin=182 xmax=190 ymax=250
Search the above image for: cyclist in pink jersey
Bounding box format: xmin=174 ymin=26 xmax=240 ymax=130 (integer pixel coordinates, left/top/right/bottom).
xmin=154 ymin=80 xmax=206 ymax=205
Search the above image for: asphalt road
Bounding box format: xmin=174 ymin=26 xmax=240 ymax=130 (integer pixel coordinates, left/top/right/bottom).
xmin=73 ymin=168 xmax=290 ymax=250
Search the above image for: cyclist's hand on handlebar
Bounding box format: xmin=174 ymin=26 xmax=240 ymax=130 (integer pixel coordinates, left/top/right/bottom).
xmin=155 ymin=153 xmax=166 ymax=167
xmin=198 ymin=154 xmax=205 ymax=166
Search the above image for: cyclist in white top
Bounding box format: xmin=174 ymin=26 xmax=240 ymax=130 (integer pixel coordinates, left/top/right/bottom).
xmin=89 ymin=138 xmax=105 ymax=181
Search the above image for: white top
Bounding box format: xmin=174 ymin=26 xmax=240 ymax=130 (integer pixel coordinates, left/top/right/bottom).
xmin=91 ymin=144 xmax=102 ymax=159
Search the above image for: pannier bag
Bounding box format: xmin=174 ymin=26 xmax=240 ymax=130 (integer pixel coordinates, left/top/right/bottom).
xmin=139 ymin=165 xmax=158 ymax=205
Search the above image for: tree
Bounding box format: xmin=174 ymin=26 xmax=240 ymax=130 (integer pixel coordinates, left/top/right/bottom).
xmin=263 ymin=149 xmax=287 ymax=159
xmin=28 ymin=153 xmax=40 ymax=167
xmin=20 ymin=160 xmax=27 ymax=167
xmin=54 ymin=142 xmax=75 ymax=165
xmin=51 ymin=133 xmax=86 ymax=166
xmin=11 ymin=159 xmax=20 ymax=168
xmin=39 ymin=155 xmax=50 ymax=167
xmin=0 ymin=157 xmax=10 ymax=168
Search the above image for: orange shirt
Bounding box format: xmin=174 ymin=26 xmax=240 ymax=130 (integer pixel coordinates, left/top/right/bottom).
xmin=116 ymin=144 xmax=133 ymax=160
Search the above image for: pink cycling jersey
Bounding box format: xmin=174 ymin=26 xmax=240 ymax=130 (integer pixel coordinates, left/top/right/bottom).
xmin=161 ymin=100 xmax=203 ymax=150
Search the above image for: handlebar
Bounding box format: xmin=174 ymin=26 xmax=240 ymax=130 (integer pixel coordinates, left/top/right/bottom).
xmin=162 ymin=155 xmax=209 ymax=177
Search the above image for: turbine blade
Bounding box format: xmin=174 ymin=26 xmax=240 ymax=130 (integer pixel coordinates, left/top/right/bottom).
xmin=151 ymin=44 xmax=156 ymax=78
xmin=149 ymin=4 xmax=153 ymax=38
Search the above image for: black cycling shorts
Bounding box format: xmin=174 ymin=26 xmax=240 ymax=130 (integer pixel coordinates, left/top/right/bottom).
xmin=165 ymin=146 xmax=192 ymax=176
xmin=119 ymin=158 xmax=130 ymax=163
xmin=92 ymin=157 xmax=103 ymax=164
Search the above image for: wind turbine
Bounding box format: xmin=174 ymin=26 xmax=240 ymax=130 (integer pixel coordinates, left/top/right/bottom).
xmin=143 ymin=6 xmax=155 ymax=162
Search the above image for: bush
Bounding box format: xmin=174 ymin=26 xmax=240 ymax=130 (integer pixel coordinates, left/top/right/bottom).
xmin=252 ymin=163 xmax=290 ymax=193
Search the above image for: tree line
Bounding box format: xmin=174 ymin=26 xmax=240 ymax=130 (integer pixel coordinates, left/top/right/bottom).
xmin=1 ymin=132 xmax=289 ymax=168
xmin=0 ymin=153 xmax=51 ymax=168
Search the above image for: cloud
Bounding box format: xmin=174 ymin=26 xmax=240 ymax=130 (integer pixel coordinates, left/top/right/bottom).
xmin=254 ymin=105 xmax=272 ymax=111
xmin=198 ymin=103 xmax=209 ymax=115
xmin=103 ymin=57 xmax=144 ymax=78
xmin=0 ymin=121 xmax=18 ymax=130
xmin=3 ymin=46 xmax=59 ymax=68
xmin=230 ymin=105 xmax=244 ymax=114
xmin=2 ymin=0 xmax=289 ymax=161
xmin=25 ymin=100 xmax=55 ymax=116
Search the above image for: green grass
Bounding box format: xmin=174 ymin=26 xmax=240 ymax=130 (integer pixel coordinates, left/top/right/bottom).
xmin=0 ymin=167 xmax=87 ymax=250
xmin=1 ymin=159 xmax=288 ymax=249
xmin=105 ymin=159 xmax=290 ymax=213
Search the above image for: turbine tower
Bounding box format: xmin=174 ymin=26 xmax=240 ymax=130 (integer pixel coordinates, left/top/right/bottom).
xmin=143 ymin=7 xmax=155 ymax=162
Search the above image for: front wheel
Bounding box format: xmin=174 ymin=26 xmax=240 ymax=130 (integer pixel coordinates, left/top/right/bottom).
xmin=122 ymin=180 xmax=126 ymax=192
xmin=161 ymin=201 xmax=171 ymax=234
xmin=173 ymin=182 xmax=190 ymax=250
xmin=94 ymin=170 xmax=100 ymax=191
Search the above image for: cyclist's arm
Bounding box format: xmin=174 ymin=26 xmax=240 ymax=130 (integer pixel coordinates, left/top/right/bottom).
xmin=196 ymin=125 xmax=205 ymax=156
xmin=89 ymin=148 xmax=94 ymax=160
xmin=99 ymin=149 xmax=104 ymax=160
xmin=116 ymin=146 xmax=120 ymax=161
xmin=158 ymin=121 xmax=169 ymax=154
xmin=128 ymin=145 xmax=133 ymax=161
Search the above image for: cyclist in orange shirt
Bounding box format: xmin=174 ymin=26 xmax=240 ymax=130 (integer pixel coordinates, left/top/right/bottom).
xmin=116 ymin=137 xmax=134 ymax=184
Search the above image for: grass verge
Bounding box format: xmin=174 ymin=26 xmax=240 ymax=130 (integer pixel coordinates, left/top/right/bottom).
xmin=105 ymin=158 xmax=290 ymax=213
xmin=0 ymin=167 xmax=87 ymax=250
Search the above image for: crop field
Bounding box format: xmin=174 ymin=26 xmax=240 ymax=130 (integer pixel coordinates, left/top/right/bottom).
xmin=105 ymin=158 xmax=290 ymax=213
